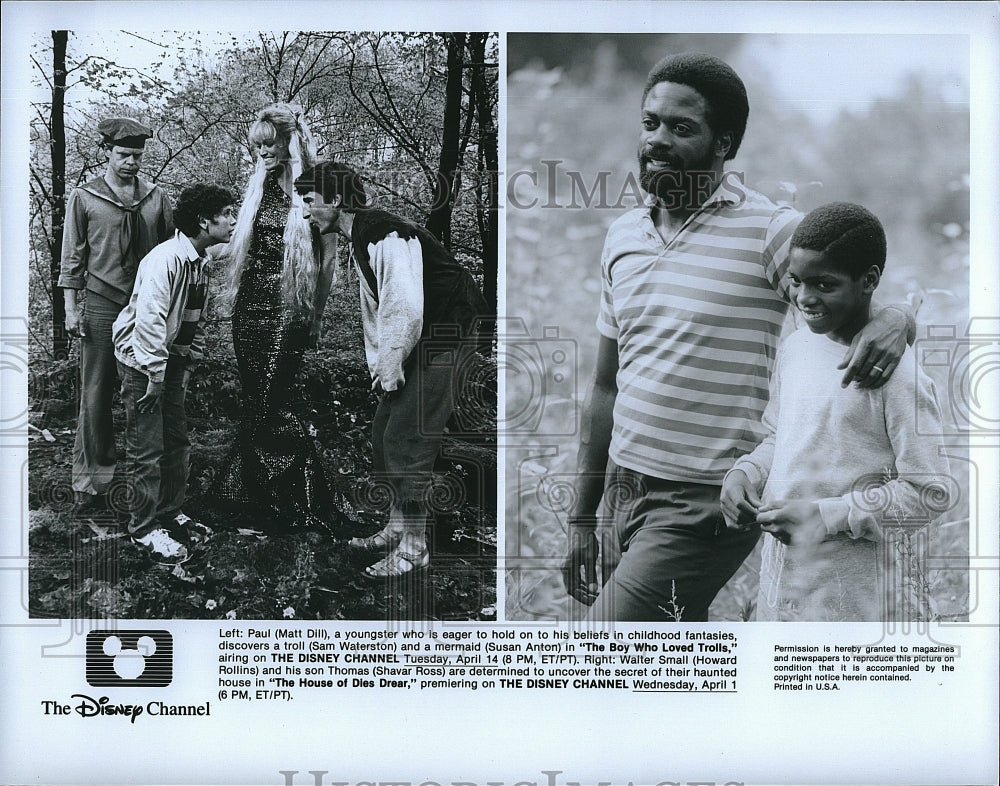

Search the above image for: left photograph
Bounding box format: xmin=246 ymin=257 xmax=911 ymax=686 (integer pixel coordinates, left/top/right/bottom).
xmin=27 ymin=30 xmax=499 ymax=621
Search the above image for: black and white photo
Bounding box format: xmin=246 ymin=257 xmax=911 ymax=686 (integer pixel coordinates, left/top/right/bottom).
xmin=24 ymin=29 xmax=499 ymax=622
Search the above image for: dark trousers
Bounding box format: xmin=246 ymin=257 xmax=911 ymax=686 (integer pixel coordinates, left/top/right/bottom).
xmin=587 ymin=463 xmax=761 ymax=622
xmin=72 ymin=292 xmax=124 ymax=495
xmin=117 ymin=359 xmax=190 ymax=536
xmin=372 ymin=341 xmax=468 ymax=526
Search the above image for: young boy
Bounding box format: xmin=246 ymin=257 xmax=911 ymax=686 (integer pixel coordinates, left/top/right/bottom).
xmin=721 ymin=202 xmax=951 ymax=621
xmin=112 ymin=184 xmax=237 ymax=560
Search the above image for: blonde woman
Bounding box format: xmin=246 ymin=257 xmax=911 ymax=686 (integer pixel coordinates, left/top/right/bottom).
xmin=216 ymin=103 xmax=338 ymax=534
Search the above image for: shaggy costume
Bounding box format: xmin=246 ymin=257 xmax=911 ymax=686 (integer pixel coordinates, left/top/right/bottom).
xmin=349 ymin=209 xmax=487 ymax=524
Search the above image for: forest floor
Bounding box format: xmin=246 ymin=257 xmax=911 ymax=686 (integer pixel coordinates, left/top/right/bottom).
xmin=27 ymin=286 xmax=497 ymax=622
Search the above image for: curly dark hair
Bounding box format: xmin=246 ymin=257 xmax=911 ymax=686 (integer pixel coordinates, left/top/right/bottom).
xmin=791 ymin=202 xmax=887 ymax=278
xmin=174 ymin=184 xmax=237 ymax=237
xmin=643 ymin=52 xmax=749 ymax=161
xmin=294 ymin=161 xmax=369 ymax=210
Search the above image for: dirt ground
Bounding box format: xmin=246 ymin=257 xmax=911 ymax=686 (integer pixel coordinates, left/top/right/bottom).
xmin=28 ymin=288 xmax=497 ymax=622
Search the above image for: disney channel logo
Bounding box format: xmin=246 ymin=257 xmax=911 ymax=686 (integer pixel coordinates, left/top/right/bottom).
xmin=37 ymin=628 xmax=209 ymax=722
xmin=86 ymin=629 xmax=173 ymax=686
xmin=41 ymin=695 xmax=211 ymax=723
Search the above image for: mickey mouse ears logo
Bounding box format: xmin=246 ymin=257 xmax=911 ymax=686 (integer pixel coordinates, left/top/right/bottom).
xmin=102 ymin=634 xmax=158 ymax=679
xmin=86 ymin=630 xmax=173 ymax=687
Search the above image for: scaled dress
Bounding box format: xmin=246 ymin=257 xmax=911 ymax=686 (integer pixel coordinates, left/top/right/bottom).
xmin=217 ymin=171 xmax=334 ymax=533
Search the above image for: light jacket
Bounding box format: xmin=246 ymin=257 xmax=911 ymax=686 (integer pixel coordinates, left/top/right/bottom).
xmin=113 ymin=231 xmax=207 ymax=383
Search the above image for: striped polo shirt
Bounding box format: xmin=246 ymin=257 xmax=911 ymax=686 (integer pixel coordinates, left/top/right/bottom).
xmin=597 ymin=172 xmax=801 ymax=484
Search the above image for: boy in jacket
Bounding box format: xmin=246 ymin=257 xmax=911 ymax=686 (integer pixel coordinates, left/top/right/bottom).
xmin=113 ymin=184 xmax=236 ymax=560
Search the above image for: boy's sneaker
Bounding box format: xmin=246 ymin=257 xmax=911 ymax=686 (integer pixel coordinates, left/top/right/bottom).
xmin=167 ymin=512 xmax=213 ymax=544
xmin=132 ymin=528 xmax=190 ymax=561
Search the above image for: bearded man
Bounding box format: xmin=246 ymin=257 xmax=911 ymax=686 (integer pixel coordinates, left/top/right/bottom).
xmin=560 ymin=53 xmax=915 ymax=621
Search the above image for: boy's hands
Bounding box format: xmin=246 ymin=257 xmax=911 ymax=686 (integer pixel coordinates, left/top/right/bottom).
xmin=136 ymin=379 xmax=164 ymax=413
xmin=721 ymin=469 xmax=761 ymax=531
xmin=721 ymin=474 xmax=825 ymax=546
xmin=757 ymin=499 xmax=824 ymax=546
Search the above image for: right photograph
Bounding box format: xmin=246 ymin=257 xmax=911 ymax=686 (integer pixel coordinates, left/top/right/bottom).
xmin=505 ymin=33 xmax=972 ymax=623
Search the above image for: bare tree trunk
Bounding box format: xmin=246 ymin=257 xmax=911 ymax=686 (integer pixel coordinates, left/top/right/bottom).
xmin=425 ymin=33 xmax=466 ymax=247
xmin=468 ymin=33 xmax=498 ymax=321
xmin=51 ymin=30 xmax=68 ymax=359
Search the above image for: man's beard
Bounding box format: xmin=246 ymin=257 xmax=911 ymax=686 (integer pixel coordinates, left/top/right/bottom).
xmin=639 ymin=147 xmax=718 ymax=211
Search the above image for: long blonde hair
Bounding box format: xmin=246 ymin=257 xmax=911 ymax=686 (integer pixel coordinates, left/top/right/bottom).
xmin=223 ymin=103 xmax=320 ymax=321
